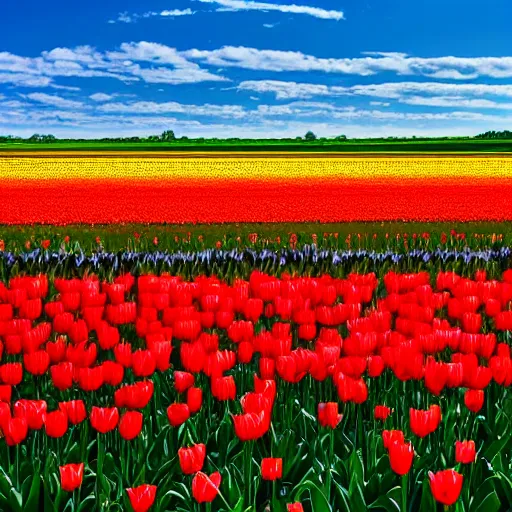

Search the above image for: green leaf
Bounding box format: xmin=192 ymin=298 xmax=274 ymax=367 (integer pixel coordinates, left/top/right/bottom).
xmin=471 ymin=492 xmax=501 ymax=512
xmin=469 ymin=477 xmax=501 ymax=512
xmin=293 ymin=480 xmax=332 ymax=512
xmin=418 ymin=478 xmax=435 ymax=512
xmin=368 ymin=486 xmax=401 ymax=512
xmin=22 ymin=472 xmax=41 ymax=512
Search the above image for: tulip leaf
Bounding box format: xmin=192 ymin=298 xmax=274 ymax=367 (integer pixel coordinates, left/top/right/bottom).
xmin=293 ymin=480 xmax=332 ymax=512
xmin=469 ymin=476 xmax=501 ymax=512
xmin=471 ymin=491 xmax=501 ymax=512
xmin=22 ymin=471 xmax=41 ymax=512
xmin=418 ymin=479 xmax=435 ymax=512
xmin=368 ymin=486 xmax=401 ymax=512
xmin=482 ymin=429 xmax=512 ymax=464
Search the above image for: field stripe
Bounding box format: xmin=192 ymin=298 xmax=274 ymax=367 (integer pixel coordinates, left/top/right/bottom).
xmin=1 ymin=157 xmax=512 ymax=180
xmin=1 ymin=177 xmax=511 ymax=223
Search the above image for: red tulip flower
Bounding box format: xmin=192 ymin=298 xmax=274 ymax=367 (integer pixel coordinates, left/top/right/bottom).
xmin=51 ymin=362 xmax=74 ymax=391
xmin=24 ymin=350 xmax=50 ymax=376
xmin=211 ymin=376 xmax=236 ymax=401
xmin=232 ymin=411 xmax=268 ymax=441
xmin=261 ymin=458 xmax=283 ymax=481
xmin=317 ymin=402 xmax=343 ymax=429
xmin=187 ymin=387 xmax=203 ymax=414
xmin=119 ymin=411 xmax=143 ymax=441
xmin=178 ymin=443 xmax=206 ymax=475
xmin=382 ymin=430 xmax=405 ymax=450
xmin=287 ymin=504 xmax=304 ymax=512
xmin=464 ymin=389 xmax=484 ymax=413
xmin=126 ymin=484 xmax=157 ymax=512
xmin=409 ymin=405 xmax=441 ymax=438
xmin=3 ymin=417 xmax=28 ymax=446
xmin=0 ymin=363 xmax=23 ymax=386
xmin=388 ymin=441 xmax=414 ymax=476
xmin=60 ymin=463 xmax=84 ymax=492
xmin=174 ymin=371 xmax=195 ymax=394
xmin=90 ymin=406 xmax=119 ymax=434
xmin=429 ymin=469 xmax=463 ymax=506
xmin=59 ymin=400 xmax=87 ymax=425
xmin=45 ymin=410 xmax=68 ymax=438
xmin=192 ymin=471 xmax=221 ymax=504
xmin=455 ymin=440 xmax=476 ymax=464
xmin=374 ymin=405 xmax=392 ymax=421
xmin=167 ymin=403 xmax=190 ymax=427
xmin=14 ymin=399 xmax=47 ymax=430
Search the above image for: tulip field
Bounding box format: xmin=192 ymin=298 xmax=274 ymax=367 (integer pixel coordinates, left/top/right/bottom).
xmin=0 ymin=244 xmax=512 ymax=512
xmin=1 ymin=152 xmax=512 ymax=512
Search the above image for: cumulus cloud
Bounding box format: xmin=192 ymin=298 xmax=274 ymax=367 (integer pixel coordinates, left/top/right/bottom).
xmin=196 ymin=0 xmax=344 ymax=20
xmin=160 ymin=9 xmax=195 ymax=16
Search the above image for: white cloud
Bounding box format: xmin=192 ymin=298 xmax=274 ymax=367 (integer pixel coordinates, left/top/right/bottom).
xmin=197 ymin=0 xmax=343 ymax=20
xmin=26 ymin=93 xmax=85 ymax=109
xmin=0 ymin=43 xmax=226 ymax=89
xmin=160 ymin=9 xmax=195 ymax=16
xmin=238 ymin=80 xmax=512 ymax=103
xmin=89 ymin=93 xmax=114 ymax=102
xmin=370 ymin=101 xmax=390 ymax=107
xmin=97 ymin=100 xmax=247 ymax=118
xmin=186 ymin=47 xmax=512 ymax=79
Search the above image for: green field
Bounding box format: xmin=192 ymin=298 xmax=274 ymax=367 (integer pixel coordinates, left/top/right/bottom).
xmin=2 ymin=139 xmax=512 ymax=153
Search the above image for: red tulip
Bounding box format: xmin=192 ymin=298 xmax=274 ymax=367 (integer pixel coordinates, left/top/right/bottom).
xmin=114 ymin=343 xmax=133 ymax=368
xmin=51 ymin=362 xmax=74 ymax=391
xmin=261 ymin=458 xmax=282 ymax=481
xmin=24 ymin=350 xmax=50 ymax=376
xmin=388 ymin=441 xmax=414 ymax=475
xmin=211 ymin=376 xmax=236 ymax=401
xmin=167 ymin=403 xmax=190 ymax=427
xmin=464 ymin=389 xmax=484 ymax=413
xmin=178 ymin=443 xmax=206 ymax=475
xmin=409 ymin=405 xmax=441 ymax=438
xmin=0 ymin=385 xmax=11 ymax=403
xmin=455 ymin=440 xmax=476 ymax=464
xmin=102 ymin=361 xmax=125 ymax=386
xmin=187 ymin=387 xmax=203 ymax=414
xmin=0 ymin=363 xmax=23 ymax=385
xmin=287 ymin=504 xmax=304 ymax=512
xmin=78 ymin=366 xmax=104 ymax=392
xmin=119 ymin=411 xmax=143 ymax=441
xmin=317 ymin=402 xmax=343 ymax=429
xmin=45 ymin=410 xmax=68 ymax=438
xmin=90 ymin=406 xmax=119 ymax=433
xmin=59 ymin=400 xmax=87 ymax=425
xmin=192 ymin=472 xmax=221 ymax=504
xmin=126 ymin=484 xmax=157 ymax=512
xmin=382 ymin=430 xmax=405 ymax=450
xmin=374 ymin=405 xmax=392 ymax=421
xmin=232 ymin=411 xmax=268 ymax=441
xmin=429 ymin=469 xmax=463 ymax=506
xmin=14 ymin=399 xmax=47 ymax=430
xmin=174 ymin=371 xmax=195 ymax=394
xmin=2 ymin=417 xmax=28 ymax=445
xmin=60 ymin=463 xmax=84 ymax=492
xmin=131 ymin=350 xmax=156 ymax=377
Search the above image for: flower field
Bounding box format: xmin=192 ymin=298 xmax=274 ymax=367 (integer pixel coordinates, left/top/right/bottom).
xmin=0 ymin=246 xmax=512 ymax=512
xmin=1 ymin=155 xmax=512 ymax=223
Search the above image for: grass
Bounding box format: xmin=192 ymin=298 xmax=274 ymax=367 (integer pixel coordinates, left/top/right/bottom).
xmin=1 ymin=139 xmax=512 ymax=153
xmin=0 ymin=222 xmax=508 ymax=254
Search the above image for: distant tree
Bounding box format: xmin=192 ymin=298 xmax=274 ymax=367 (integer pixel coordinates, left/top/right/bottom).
xmin=336 ymin=134 xmax=347 ymax=141
xmin=304 ymin=131 xmax=317 ymax=141
xmin=29 ymin=133 xmax=41 ymax=142
xmin=161 ymin=130 xmax=176 ymax=142
xmin=295 ymin=136 xmax=302 ymax=141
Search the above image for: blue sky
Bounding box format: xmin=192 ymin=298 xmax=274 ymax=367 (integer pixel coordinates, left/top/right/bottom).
xmin=1 ymin=0 xmax=512 ymax=138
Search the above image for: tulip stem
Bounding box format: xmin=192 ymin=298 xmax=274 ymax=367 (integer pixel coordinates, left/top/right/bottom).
xmin=401 ymin=473 xmax=408 ymax=512
xmin=326 ymin=429 xmax=334 ymax=501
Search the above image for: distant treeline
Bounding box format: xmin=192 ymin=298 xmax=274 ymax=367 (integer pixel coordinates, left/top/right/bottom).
xmin=475 ymin=131 xmax=512 ymax=140
xmin=0 ymin=130 xmax=481 ymax=144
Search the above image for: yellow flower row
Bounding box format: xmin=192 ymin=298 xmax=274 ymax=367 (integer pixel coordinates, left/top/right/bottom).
xmin=1 ymin=156 xmax=512 ymax=181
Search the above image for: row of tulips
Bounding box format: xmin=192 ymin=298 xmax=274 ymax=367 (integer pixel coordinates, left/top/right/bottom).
xmin=0 ymin=265 xmax=511 ymax=511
